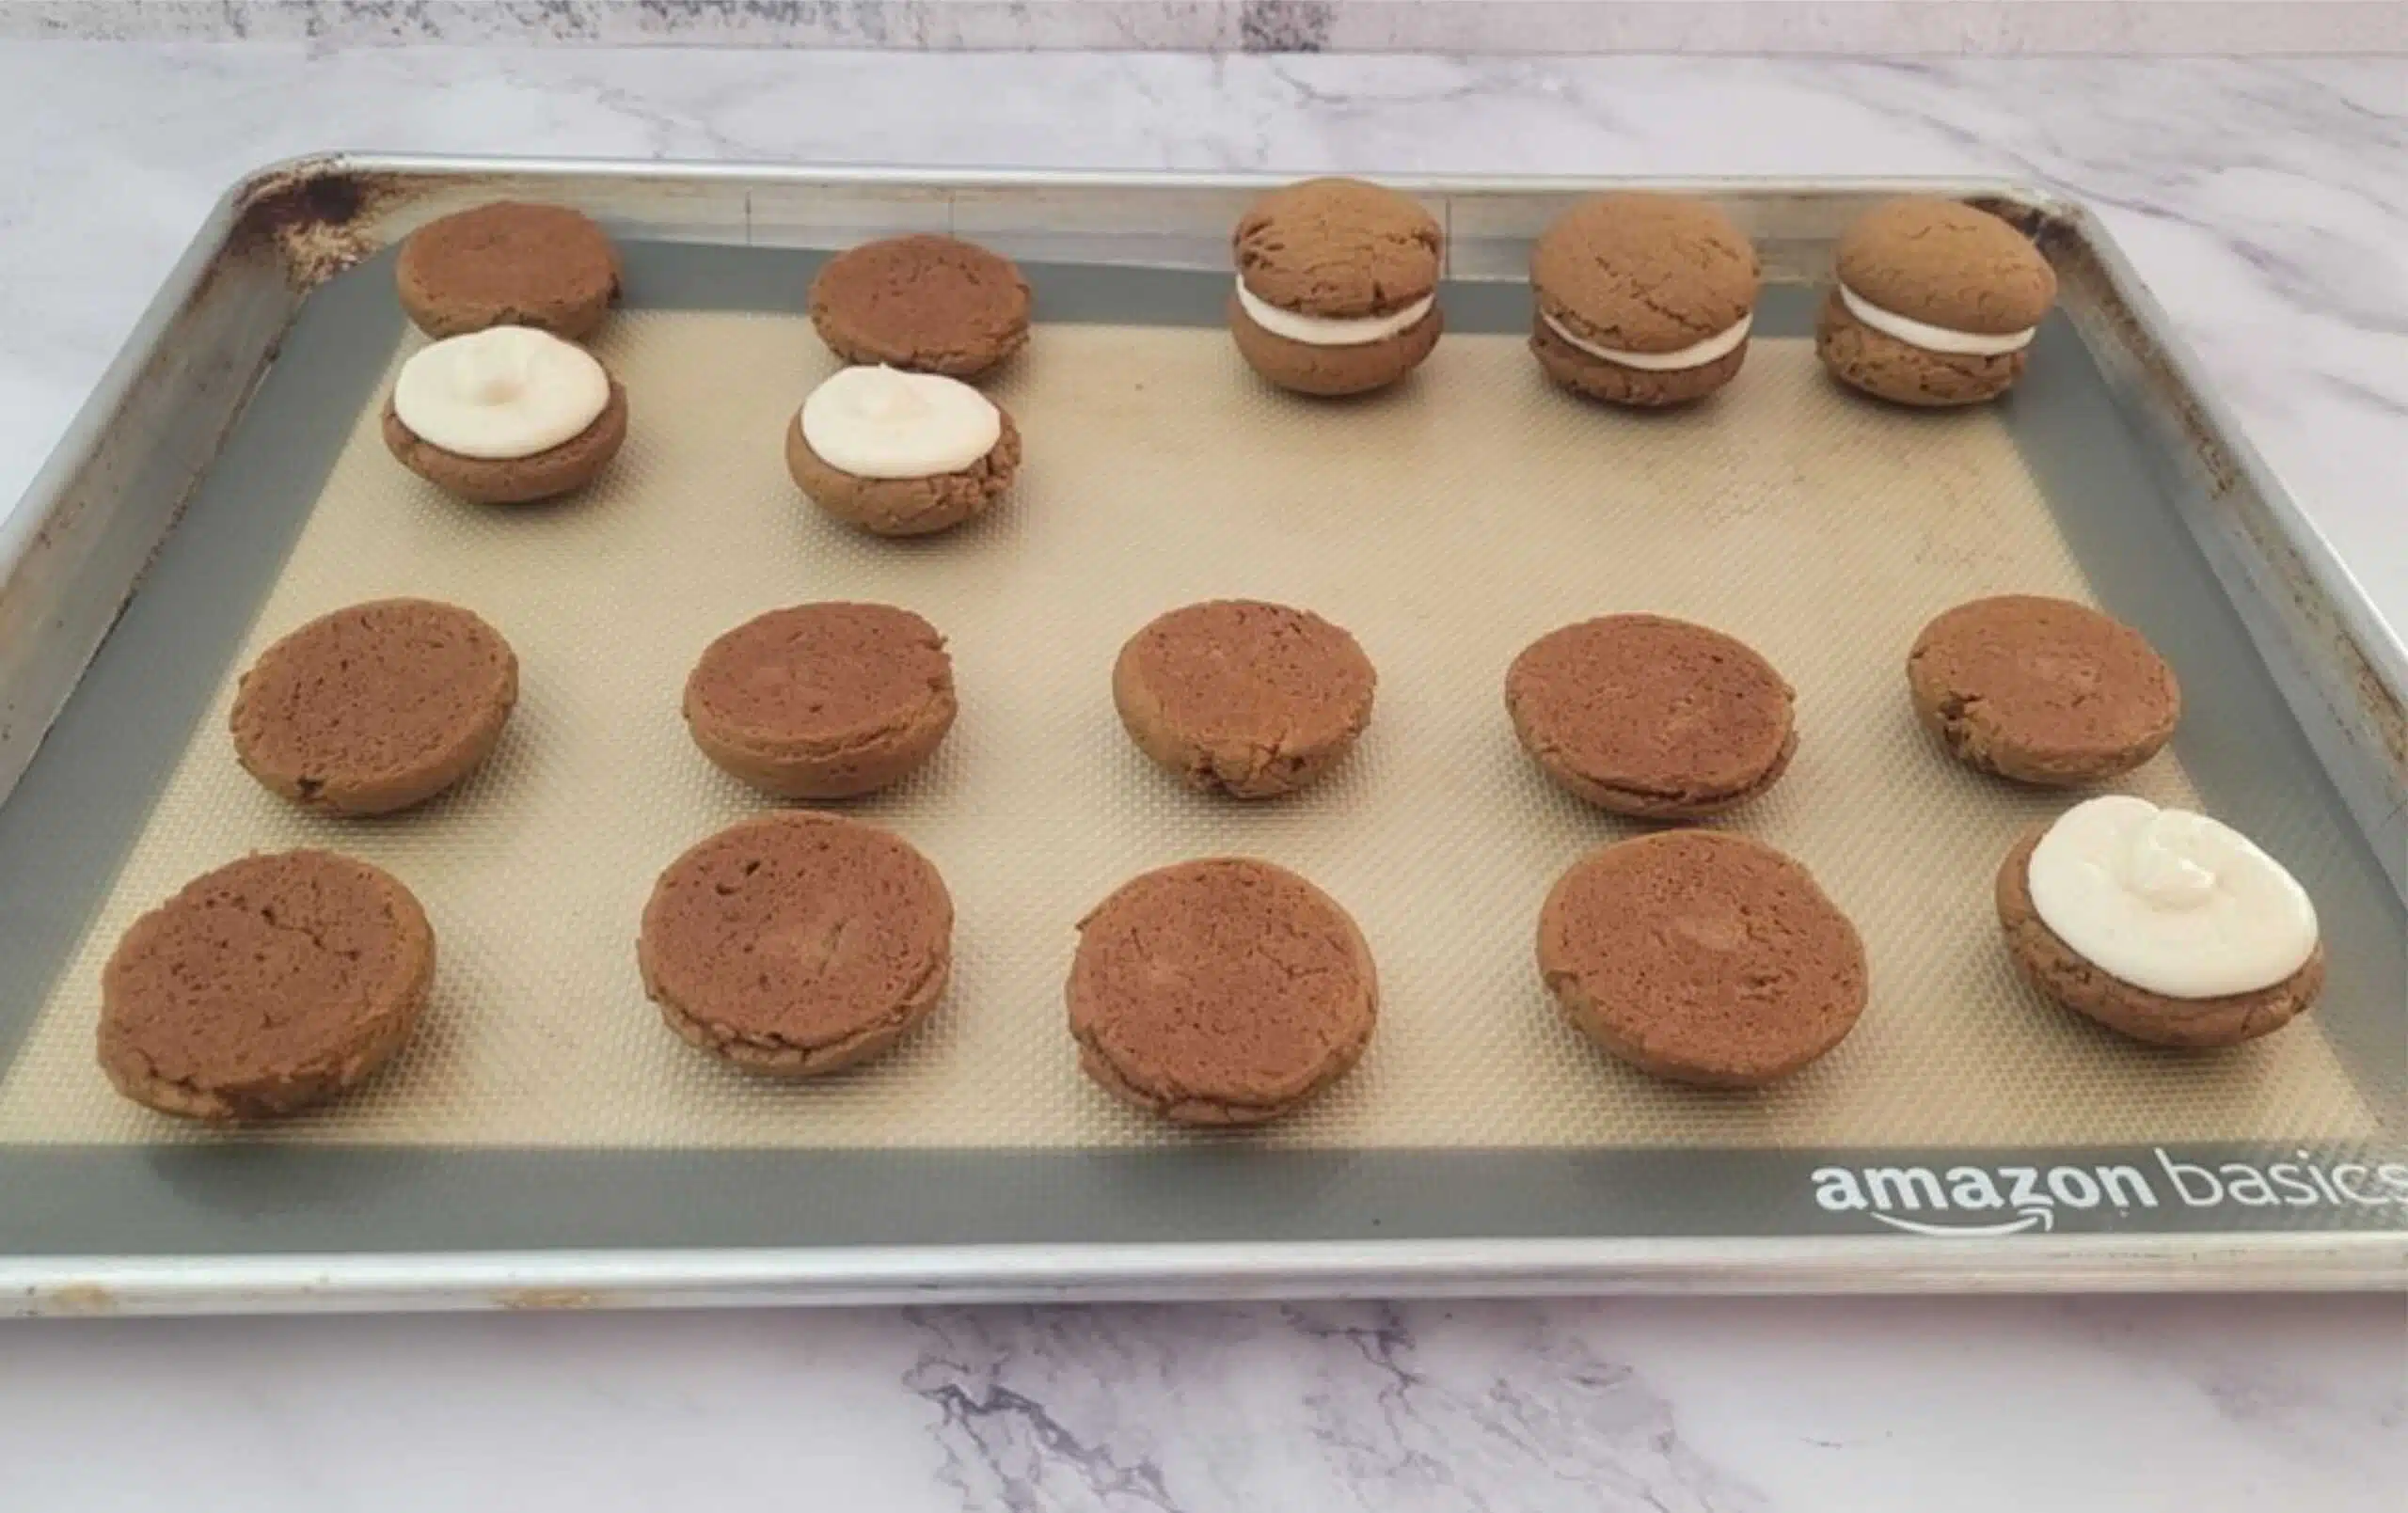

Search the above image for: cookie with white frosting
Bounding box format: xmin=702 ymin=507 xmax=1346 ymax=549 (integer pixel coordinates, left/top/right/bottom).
xmin=1528 ymin=194 xmax=1761 ymax=408
xmin=1818 ymin=198 xmax=2057 ymax=407
xmin=1229 ymin=178 xmax=1444 ymax=397
xmin=1998 ymin=797 xmax=2323 ymax=1048
xmin=382 ymin=326 xmax=627 ymax=503
xmin=785 ymin=365 xmax=1021 ymax=536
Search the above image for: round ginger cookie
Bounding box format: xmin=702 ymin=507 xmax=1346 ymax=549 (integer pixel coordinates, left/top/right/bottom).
xmin=784 ymin=402 xmax=1021 ymax=537
xmin=808 ymin=235 xmax=1031 ymax=379
xmin=1538 ymin=831 xmax=1866 ymax=1088
xmin=1114 ymin=600 xmax=1377 ymax=799
xmin=1907 ymin=594 xmax=2180 ymax=785
xmin=1819 ymin=197 xmax=2055 ymax=408
xmin=99 ymin=850 xmax=436 ymax=1121
xmin=1068 ymin=858 xmax=1378 ymax=1126
xmin=395 ymin=201 xmax=622 ymax=340
xmin=383 ymin=377 xmax=627 ymax=505
xmin=1506 ymin=614 xmax=1796 ymax=819
xmin=1230 ymin=177 xmax=1444 ymax=397
xmin=1528 ymin=193 xmax=1760 ymax=408
xmin=683 ymin=603 xmax=957 ymax=800
xmin=638 ymin=812 xmax=953 ymax=1077
xmin=230 ymin=598 xmax=517 ymax=816
xmin=1996 ymin=825 xmax=2322 ymax=1048
xmin=1234 ymin=178 xmax=1442 ymax=320
xmin=1836 ymin=198 xmax=2056 ymax=338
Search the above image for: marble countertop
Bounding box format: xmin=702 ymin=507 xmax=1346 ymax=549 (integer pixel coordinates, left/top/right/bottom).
xmin=0 ymin=41 xmax=2401 ymax=1511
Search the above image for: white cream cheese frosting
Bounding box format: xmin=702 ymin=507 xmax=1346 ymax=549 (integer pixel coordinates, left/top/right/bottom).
xmin=2027 ymin=796 xmax=2318 ymax=999
xmin=392 ymin=327 xmax=610 ymax=460
xmin=1540 ymin=310 xmax=1754 ymax=371
xmin=1234 ymin=278 xmax=1434 ymax=348
xmin=1838 ymin=284 xmax=2035 ymax=357
xmin=800 ymin=365 xmax=1002 ymax=480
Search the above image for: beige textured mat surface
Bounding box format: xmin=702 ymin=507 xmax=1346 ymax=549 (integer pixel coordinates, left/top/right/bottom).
xmin=0 ymin=313 xmax=2376 ymax=1149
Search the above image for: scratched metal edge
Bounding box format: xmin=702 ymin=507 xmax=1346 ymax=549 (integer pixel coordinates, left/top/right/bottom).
xmin=8 ymin=1231 xmax=2405 ymax=1317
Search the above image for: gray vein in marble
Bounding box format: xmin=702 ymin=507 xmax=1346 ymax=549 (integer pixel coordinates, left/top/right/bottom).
xmin=8 ymin=2 xmax=2407 ymax=55
xmin=894 ymin=1303 xmax=1779 ymax=1512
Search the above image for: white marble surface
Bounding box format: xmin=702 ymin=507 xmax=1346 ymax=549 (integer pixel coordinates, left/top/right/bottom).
xmin=2 ymin=1297 xmax=2402 ymax=1508
xmin=9 ymin=1 xmax=2406 ymax=55
xmin=0 ymin=42 xmax=2402 ymax=1511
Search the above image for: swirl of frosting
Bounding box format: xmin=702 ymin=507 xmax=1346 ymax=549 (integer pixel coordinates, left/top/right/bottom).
xmin=2027 ymin=796 xmax=2317 ymax=999
xmin=392 ymin=327 xmax=610 ymax=459
xmin=800 ymin=366 xmax=1002 ymax=480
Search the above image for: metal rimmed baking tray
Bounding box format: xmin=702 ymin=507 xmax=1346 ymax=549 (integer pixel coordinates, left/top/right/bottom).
xmin=1 ymin=156 xmax=2400 ymax=1316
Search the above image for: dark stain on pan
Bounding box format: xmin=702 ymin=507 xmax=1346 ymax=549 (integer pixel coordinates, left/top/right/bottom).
xmin=230 ymin=161 xmax=403 ymax=289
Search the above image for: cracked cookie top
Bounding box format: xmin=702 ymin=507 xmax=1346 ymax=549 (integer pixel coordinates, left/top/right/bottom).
xmin=1529 ymin=193 xmax=1760 ymax=355
xmin=637 ymin=812 xmax=954 ymax=1074
xmin=230 ymin=597 xmax=518 ymax=816
xmin=1907 ymin=594 xmax=2180 ymax=785
xmin=1836 ymin=197 xmax=2056 ymax=336
xmin=1111 ymin=599 xmax=1378 ymax=800
xmin=1233 ymin=177 xmax=1443 ymax=320
xmin=1069 ymin=858 xmax=1378 ymax=1125
xmin=99 ymin=850 xmax=436 ymax=1120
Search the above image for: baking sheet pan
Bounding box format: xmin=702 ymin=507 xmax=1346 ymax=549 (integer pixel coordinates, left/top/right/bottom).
xmin=0 ymin=162 xmax=2400 ymax=1311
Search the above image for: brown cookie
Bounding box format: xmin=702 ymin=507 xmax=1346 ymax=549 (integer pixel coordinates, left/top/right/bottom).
xmin=1908 ymin=594 xmax=2180 ymax=785
xmin=1996 ymin=827 xmax=2322 ymax=1048
xmin=1506 ymin=614 xmax=1796 ymax=819
xmin=1818 ymin=197 xmax=2055 ymax=407
xmin=1068 ymin=858 xmax=1378 ymax=1126
xmin=1538 ymin=831 xmax=1866 ymax=1088
xmin=683 ymin=603 xmax=957 ymax=799
xmin=230 ymin=598 xmax=517 ymax=816
xmin=784 ymin=404 xmax=1021 ymax=537
xmin=383 ymin=377 xmax=628 ymax=505
xmin=394 ymin=201 xmax=622 ymax=340
xmin=1230 ymin=177 xmax=1444 ymax=397
xmin=638 ymin=812 xmax=953 ymax=1077
xmin=1113 ymin=600 xmax=1377 ymax=799
xmin=807 ymin=235 xmax=1031 ymax=379
xmin=98 ymin=851 xmax=436 ymax=1121
xmin=1528 ymin=193 xmax=1760 ymax=408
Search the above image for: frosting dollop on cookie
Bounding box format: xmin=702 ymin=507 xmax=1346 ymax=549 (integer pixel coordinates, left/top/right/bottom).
xmin=393 ymin=327 xmax=610 ymax=460
xmin=2027 ymin=795 xmax=2317 ymax=998
xmin=800 ymin=365 xmax=1001 ymax=480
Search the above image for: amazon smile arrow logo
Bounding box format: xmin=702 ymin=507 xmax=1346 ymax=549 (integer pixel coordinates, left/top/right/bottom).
xmin=1867 ymin=1206 xmax=2053 ymax=1237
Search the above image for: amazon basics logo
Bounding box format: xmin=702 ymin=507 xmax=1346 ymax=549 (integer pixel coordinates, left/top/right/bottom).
xmin=1812 ymin=1149 xmax=2408 ymax=1236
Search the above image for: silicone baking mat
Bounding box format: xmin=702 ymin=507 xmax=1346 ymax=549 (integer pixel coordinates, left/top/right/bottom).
xmin=0 ymin=248 xmax=2394 ymax=1165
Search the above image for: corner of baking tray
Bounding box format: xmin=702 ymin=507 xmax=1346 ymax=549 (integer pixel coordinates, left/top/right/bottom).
xmin=2046 ymin=193 xmax=2406 ymax=740
xmin=218 ymin=150 xmax=421 ymax=291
